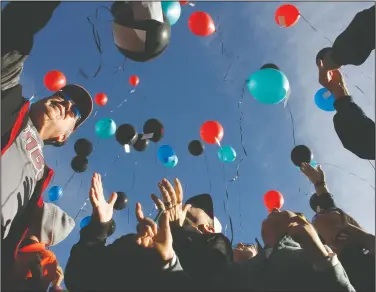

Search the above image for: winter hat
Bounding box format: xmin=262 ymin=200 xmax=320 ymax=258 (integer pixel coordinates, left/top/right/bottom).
xmin=28 ymin=203 xmax=75 ymax=246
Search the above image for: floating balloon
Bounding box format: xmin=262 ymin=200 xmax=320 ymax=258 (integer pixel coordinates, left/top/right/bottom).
xmin=247 ymin=68 xmax=290 ymax=104
xmin=111 ymin=2 xmax=171 ymax=62
xmin=95 ymin=118 xmax=117 ymax=139
xmin=218 ymin=146 xmax=236 ymax=163
xmin=133 ymin=134 xmax=149 ymax=151
xmin=48 ymin=186 xmax=63 ymax=202
xmin=275 ymin=4 xmax=300 ymax=28
xmin=314 ymin=88 xmax=335 ymax=112
xmin=114 ymin=192 xmax=129 ymax=211
xmin=115 ymin=124 xmax=138 ymax=146
xmin=164 ymin=155 xmax=178 ymax=168
xmin=129 ymin=75 xmax=139 ymax=87
xmin=143 ymin=119 xmax=164 ymax=142
xmin=44 ymin=70 xmax=66 ymax=91
xmin=260 ymin=63 xmax=280 ymax=71
xmin=94 ymin=93 xmax=108 ymax=106
xmin=291 ymin=145 xmax=313 ymax=167
xmin=162 ymin=2 xmax=181 ymax=26
xmin=264 ymin=190 xmax=284 ymax=212
xmin=188 ymin=140 xmax=204 ymax=156
xmin=74 ymin=138 xmax=93 ymax=157
xmin=80 ymin=216 xmax=91 ymax=229
xmin=71 ymin=156 xmax=89 ymax=173
xmin=200 ymin=121 xmax=224 ymax=144
xmin=188 ymin=11 xmax=215 ymax=36
xmin=158 ymin=145 xmax=175 ymax=163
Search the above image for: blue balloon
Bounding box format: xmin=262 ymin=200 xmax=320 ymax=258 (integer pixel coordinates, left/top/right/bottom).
xmin=164 ymin=155 xmax=178 ymax=168
xmin=247 ymin=68 xmax=290 ymax=104
xmin=158 ymin=145 xmax=175 ymax=164
xmin=218 ymin=146 xmax=236 ymax=163
xmin=162 ymin=1 xmax=181 ymax=26
xmin=95 ymin=118 xmax=117 ymax=139
xmin=80 ymin=216 xmax=91 ymax=229
xmin=48 ymin=186 xmax=63 ymax=202
xmin=314 ymin=88 xmax=335 ymax=111
xmin=297 ymin=160 xmax=318 ymax=171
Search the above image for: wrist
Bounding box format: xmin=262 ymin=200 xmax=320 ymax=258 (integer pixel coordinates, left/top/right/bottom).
xmin=314 ymin=182 xmax=329 ymax=196
xmin=331 ymin=85 xmax=349 ymax=100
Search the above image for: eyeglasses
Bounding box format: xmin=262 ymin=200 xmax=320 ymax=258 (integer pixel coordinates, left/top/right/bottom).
xmin=56 ymin=91 xmax=82 ymax=122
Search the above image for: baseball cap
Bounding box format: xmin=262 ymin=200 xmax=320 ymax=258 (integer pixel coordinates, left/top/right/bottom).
xmin=316 ymin=47 xmax=332 ymax=65
xmin=186 ymin=194 xmax=222 ymax=233
xmin=57 ymin=84 xmax=93 ymax=130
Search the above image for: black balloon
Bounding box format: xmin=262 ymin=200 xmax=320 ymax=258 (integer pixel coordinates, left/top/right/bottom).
xmin=114 ymin=191 xmax=129 ymax=211
xmin=260 ymin=63 xmax=280 ymax=71
xmin=108 ymin=220 xmax=116 ymax=237
xmin=111 ymin=2 xmax=171 ymax=62
xmin=71 ymin=156 xmax=89 ymax=173
xmin=74 ymin=138 xmax=93 ymax=157
xmin=143 ymin=118 xmax=164 ymax=142
xmin=115 ymin=124 xmax=138 ymax=146
xmin=133 ymin=134 xmax=149 ymax=151
xmin=188 ymin=140 xmax=204 ymax=156
xmin=316 ymin=47 xmax=332 ymax=65
xmin=291 ymin=145 xmax=313 ymax=167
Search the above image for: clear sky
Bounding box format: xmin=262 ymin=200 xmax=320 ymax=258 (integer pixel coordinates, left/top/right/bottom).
xmin=16 ymin=1 xmax=374 ymax=285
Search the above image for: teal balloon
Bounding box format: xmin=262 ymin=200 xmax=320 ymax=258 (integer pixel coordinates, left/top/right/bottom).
xmin=218 ymin=146 xmax=236 ymax=163
xmin=80 ymin=216 xmax=91 ymax=229
xmin=95 ymin=118 xmax=117 ymax=139
xmin=158 ymin=145 xmax=175 ymax=164
xmin=247 ymin=68 xmax=290 ymax=104
xmin=162 ymin=1 xmax=181 ymax=26
xmin=164 ymin=155 xmax=178 ymax=168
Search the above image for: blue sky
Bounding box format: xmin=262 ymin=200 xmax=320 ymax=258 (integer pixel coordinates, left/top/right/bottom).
xmin=16 ymin=1 xmax=374 ymax=284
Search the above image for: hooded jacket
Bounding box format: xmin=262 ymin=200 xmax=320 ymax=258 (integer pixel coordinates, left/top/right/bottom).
xmin=65 ymin=219 xmax=193 ymax=291
xmin=213 ymin=236 xmax=355 ymax=291
xmin=1 ymin=0 xmax=61 ymax=276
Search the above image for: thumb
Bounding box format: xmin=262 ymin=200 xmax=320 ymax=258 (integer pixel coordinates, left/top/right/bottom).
xmin=108 ymin=192 xmax=118 ymax=207
xmin=317 ymin=165 xmax=323 ymax=172
xmin=182 ymin=204 xmax=192 ymax=214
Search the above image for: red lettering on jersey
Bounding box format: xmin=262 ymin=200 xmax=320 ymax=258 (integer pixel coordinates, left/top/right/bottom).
xmin=25 ymin=131 xmax=38 ymax=151
xmin=30 ymin=148 xmax=44 ymax=171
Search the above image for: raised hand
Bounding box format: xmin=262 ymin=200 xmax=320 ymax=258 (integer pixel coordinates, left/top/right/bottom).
xmin=135 ymin=202 xmax=174 ymax=262
xmin=300 ymin=162 xmax=326 ymax=185
xmin=89 ymin=173 xmax=118 ymax=223
xmin=151 ymin=178 xmax=191 ymax=227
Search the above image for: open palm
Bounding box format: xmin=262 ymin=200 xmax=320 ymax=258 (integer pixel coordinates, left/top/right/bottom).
xmin=89 ymin=173 xmax=118 ymax=223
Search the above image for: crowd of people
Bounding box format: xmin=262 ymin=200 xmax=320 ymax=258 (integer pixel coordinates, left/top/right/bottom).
xmin=1 ymin=2 xmax=375 ymax=291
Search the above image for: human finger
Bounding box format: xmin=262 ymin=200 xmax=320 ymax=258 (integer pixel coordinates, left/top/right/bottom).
xmin=108 ymin=192 xmax=118 ymax=207
xmin=158 ymin=211 xmax=171 ymax=237
xmin=158 ymin=183 xmax=172 ymax=206
xmin=174 ymin=178 xmax=183 ymax=203
xmin=151 ymin=194 xmax=165 ymax=212
xmin=136 ymin=203 xmax=145 ymax=223
xmin=89 ymin=188 xmax=99 ymax=207
xmin=162 ymin=178 xmax=176 ymax=205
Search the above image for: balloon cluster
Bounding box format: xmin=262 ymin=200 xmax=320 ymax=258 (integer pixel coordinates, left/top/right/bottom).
xmin=115 ymin=118 xmax=164 ymax=153
xmin=72 ymin=138 xmax=93 ymax=173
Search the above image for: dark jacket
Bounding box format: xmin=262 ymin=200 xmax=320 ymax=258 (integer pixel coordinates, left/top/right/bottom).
xmin=331 ymin=5 xmax=375 ymax=67
xmin=170 ymin=224 xmax=233 ymax=288
xmin=1 ymin=1 xmax=60 ymax=278
xmin=333 ymin=96 xmax=375 ymax=160
xmin=212 ymin=236 xmax=355 ymax=291
xmin=65 ymin=219 xmax=193 ymax=291
xmin=310 ymin=192 xmax=375 ymax=292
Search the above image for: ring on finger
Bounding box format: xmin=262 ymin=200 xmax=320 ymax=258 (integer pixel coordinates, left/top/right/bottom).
xmin=164 ymin=201 xmax=172 ymax=208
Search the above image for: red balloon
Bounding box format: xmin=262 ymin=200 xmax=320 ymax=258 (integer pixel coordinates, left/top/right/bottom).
xmin=94 ymin=93 xmax=108 ymax=106
xmin=44 ymin=70 xmax=66 ymax=91
xmin=180 ymin=1 xmax=188 ymax=4
xmin=188 ymin=11 xmax=215 ymax=36
xmin=200 ymin=121 xmax=224 ymax=144
xmin=129 ymin=75 xmax=140 ymax=87
xmin=275 ymin=4 xmax=300 ymax=28
xmin=264 ymin=190 xmax=284 ymax=211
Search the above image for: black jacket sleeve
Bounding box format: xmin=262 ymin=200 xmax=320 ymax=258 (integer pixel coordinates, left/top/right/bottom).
xmin=331 ymin=5 xmax=375 ymax=67
xmin=333 ymin=96 xmax=375 ymax=160
xmin=309 ymin=192 xmax=338 ymax=213
xmin=1 ymin=1 xmax=61 ymax=92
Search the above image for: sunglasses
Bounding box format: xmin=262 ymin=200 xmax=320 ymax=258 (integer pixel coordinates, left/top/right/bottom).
xmin=56 ymin=91 xmax=82 ymax=122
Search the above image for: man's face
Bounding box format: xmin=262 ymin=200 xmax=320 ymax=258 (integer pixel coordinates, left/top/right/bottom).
xmin=29 ymin=94 xmax=80 ymax=142
xmin=233 ymin=243 xmax=258 ymax=263
xmin=261 ymin=209 xmax=297 ymax=245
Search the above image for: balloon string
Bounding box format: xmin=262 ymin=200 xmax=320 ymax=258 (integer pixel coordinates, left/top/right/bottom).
xmin=320 ymin=162 xmax=375 ymax=190
xmin=102 ymin=155 xmax=121 ymax=180
xmin=109 ymin=88 xmax=136 ymax=113
xmin=286 ymin=103 xmax=297 ymax=146
xmin=129 ymin=161 xmax=138 ymax=225
xmin=62 ymin=172 xmax=76 ymax=192
xmin=29 ymin=88 xmax=48 ymax=102
xmin=222 ymin=163 xmax=233 ymax=243
xmin=204 ymin=152 xmax=212 ymax=193
xmin=93 ymin=109 xmax=98 ymax=118
xmin=368 ymin=160 xmax=375 ymax=171
xmin=112 ymin=58 xmax=127 ymax=76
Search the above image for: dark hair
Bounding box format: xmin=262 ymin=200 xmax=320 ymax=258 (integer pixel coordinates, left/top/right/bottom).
xmin=43 ymin=139 xmax=66 ymax=147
